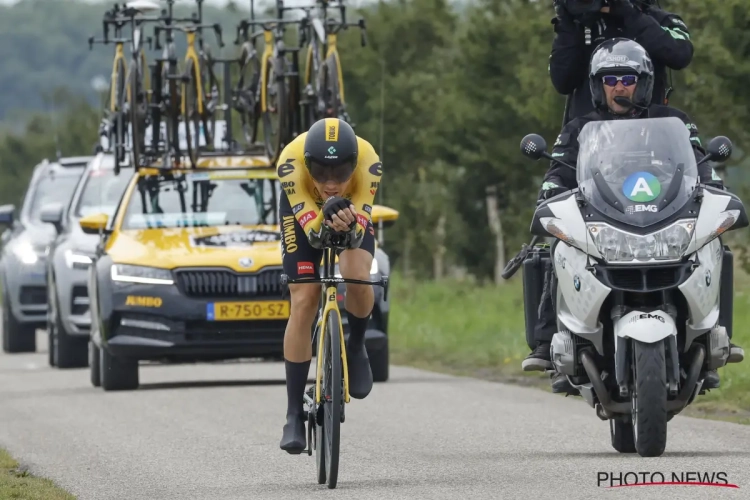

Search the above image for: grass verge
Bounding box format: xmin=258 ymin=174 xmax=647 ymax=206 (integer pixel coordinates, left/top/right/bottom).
xmin=0 ymin=448 xmax=74 ymax=499
xmin=389 ymin=272 xmax=750 ymax=423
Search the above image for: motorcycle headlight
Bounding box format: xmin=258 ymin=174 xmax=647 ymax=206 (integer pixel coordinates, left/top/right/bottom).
xmin=111 ymin=264 xmax=174 ymax=285
xmin=13 ymin=241 xmax=41 ymax=265
xmin=587 ymin=219 xmax=695 ymax=263
xmin=65 ymin=250 xmax=93 ymax=270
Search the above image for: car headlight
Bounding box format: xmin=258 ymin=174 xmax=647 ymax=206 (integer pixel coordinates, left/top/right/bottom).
xmin=330 ymin=259 xmax=378 ymax=278
xmin=65 ymin=250 xmax=93 ymax=270
xmin=111 ymin=264 xmax=174 ymax=285
xmin=587 ymin=219 xmax=696 ymax=263
xmin=13 ymin=241 xmax=41 ymax=265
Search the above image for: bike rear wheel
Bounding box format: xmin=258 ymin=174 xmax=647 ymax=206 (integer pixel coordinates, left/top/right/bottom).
xmin=262 ymin=57 xmax=288 ymax=162
xmin=320 ymin=308 xmax=342 ymax=489
xmin=319 ymin=55 xmax=341 ymax=119
xmin=128 ymin=65 xmax=145 ymax=167
xmin=183 ymin=60 xmax=202 ymax=168
xmin=200 ymin=54 xmax=218 ymax=149
xmin=113 ymin=58 xmax=127 ymax=173
xmin=234 ymin=49 xmax=261 ymax=147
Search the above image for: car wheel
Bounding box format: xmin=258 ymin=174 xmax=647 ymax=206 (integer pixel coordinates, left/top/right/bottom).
xmin=53 ymin=306 xmax=88 ymax=369
xmin=2 ymin=290 xmax=36 ymax=353
xmin=369 ymin=337 xmax=389 ymax=383
xmin=47 ymin=329 xmax=56 ymax=366
xmin=100 ymin=348 xmax=139 ymax=391
xmin=89 ymin=341 xmax=101 ymax=388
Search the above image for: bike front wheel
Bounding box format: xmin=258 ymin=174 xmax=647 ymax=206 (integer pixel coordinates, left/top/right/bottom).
xmin=317 ymin=308 xmax=342 ymax=489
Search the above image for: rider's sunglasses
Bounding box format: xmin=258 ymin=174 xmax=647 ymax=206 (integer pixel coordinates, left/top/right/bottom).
xmin=602 ymin=75 xmax=639 ymax=87
xmin=308 ymin=161 xmax=355 ymax=184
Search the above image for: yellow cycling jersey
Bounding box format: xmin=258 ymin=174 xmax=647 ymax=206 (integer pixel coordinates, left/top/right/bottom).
xmin=276 ymin=131 xmax=382 ymax=247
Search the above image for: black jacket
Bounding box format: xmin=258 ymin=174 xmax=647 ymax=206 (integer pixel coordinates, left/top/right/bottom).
xmin=541 ymin=105 xmax=720 ymax=196
xmin=549 ymin=7 xmax=693 ymax=122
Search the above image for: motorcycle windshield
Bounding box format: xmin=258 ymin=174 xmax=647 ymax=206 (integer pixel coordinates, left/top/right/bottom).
xmin=576 ymin=117 xmax=699 ymax=228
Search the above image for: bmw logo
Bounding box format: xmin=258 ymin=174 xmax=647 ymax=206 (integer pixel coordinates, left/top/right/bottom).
xmin=705 ymin=270 xmax=711 ymax=286
xmin=239 ymin=257 xmax=254 ymax=269
xmin=573 ymin=275 xmax=581 ymax=291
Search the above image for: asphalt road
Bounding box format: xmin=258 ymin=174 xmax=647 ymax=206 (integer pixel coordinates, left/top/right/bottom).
xmin=1 ymin=331 xmax=749 ymax=499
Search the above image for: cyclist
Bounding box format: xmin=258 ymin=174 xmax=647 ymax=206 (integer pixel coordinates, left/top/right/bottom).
xmin=525 ymin=38 xmax=743 ymax=393
xmin=278 ymin=118 xmax=382 ymax=453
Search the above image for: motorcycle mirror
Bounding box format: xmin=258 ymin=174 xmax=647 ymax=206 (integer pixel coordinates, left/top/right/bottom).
xmin=706 ymin=136 xmax=732 ymax=163
xmin=520 ymin=134 xmax=547 ymax=160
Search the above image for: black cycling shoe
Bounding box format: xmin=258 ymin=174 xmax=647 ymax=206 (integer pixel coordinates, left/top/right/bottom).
xmin=280 ymin=414 xmax=306 ymax=454
xmin=522 ymin=342 xmax=552 ymax=372
xmin=703 ymin=370 xmax=720 ymax=390
xmin=346 ymin=342 xmax=373 ymax=399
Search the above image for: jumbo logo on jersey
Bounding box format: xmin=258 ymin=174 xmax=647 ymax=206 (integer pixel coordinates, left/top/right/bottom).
xmin=623 ymin=171 xmax=661 ymax=202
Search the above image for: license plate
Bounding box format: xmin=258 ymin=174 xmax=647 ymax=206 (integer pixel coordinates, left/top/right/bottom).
xmin=206 ymin=301 xmax=290 ymax=321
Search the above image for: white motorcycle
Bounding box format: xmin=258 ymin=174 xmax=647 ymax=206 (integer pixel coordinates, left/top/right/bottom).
xmin=511 ymin=116 xmax=747 ymax=457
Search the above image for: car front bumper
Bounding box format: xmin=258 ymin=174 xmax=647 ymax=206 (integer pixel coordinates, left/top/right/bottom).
xmin=98 ymin=282 xmax=291 ymax=361
xmin=3 ymin=255 xmax=48 ymax=325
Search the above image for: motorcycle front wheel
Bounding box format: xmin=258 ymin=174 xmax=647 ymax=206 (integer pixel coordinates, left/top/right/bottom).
xmin=631 ymin=340 xmax=668 ymax=457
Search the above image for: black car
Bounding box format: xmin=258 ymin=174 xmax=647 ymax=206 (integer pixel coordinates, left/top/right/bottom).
xmin=0 ymin=156 xmax=91 ymax=352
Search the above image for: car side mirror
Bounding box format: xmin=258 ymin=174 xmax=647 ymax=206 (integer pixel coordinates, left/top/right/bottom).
xmin=40 ymin=203 xmax=64 ymax=233
xmin=79 ymin=213 xmax=110 ymax=235
xmin=0 ymin=204 xmax=15 ymax=226
xmin=520 ymin=134 xmax=548 ymax=160
xmin=698 ymin=136 xmax=732 ymax=166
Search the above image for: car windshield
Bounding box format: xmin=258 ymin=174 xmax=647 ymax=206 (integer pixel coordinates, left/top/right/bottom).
xmin=27 ymin=174 xmax=82 ymax=222
xmin=75 ymin=168 xmax=133 ymax=218
xmin=121 ymin=170 xmax=281 ymax=229
xmin=576 ymin=117 xmax=699 ymax=228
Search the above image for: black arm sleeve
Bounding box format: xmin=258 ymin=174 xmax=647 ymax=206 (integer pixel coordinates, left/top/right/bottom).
xmin=625 ymin=10 xmax=693 ymax=70
xmin=549 ymin=17 xmax=588 ymax=95
xmin=541 ymin=119 xmax=583 ymax=191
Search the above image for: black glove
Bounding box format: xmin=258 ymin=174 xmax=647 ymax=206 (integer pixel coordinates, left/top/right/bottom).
xmin=553 ymin=1 xmax=574 ymax=24
xmin=322 ymin=196 xmax=356 ymax=230
xmin=537 ymin=181 xmax=568 ymax=205
xmin=607 ymin=0 xmax=639 ymax=21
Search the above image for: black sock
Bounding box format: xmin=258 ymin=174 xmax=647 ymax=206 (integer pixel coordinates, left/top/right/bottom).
xmin=284 ymin=359 xmax=311 ymax=420
xmin=346 ymin=309 xmax=370 ymax=350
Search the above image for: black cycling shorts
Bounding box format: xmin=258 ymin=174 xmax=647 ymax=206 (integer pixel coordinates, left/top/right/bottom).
xmin=279 ymin=191 xmax=375 ymax=279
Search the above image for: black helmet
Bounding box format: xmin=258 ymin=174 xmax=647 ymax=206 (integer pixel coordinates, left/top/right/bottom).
xmin=589 ymin=38 xmax=654 ymax=112
xmin=304 ymin=118 xmax=358 ymax=183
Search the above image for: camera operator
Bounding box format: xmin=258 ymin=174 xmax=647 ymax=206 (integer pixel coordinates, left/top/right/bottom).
xmin=550 ymin=0 xmax=693 ymax=123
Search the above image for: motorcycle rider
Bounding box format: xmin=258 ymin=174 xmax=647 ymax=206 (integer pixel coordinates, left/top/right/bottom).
xmin=523 ymin=38 xmax=744 ymax=393
xmin=550 ymin=0 xmax=693 ymax=123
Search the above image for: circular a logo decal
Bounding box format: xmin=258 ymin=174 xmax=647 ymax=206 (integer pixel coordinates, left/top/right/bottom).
xmin=622 ymin=172 xmax=661 ymax=202
xmin=238 ymin=257 xmax=254 ymax=268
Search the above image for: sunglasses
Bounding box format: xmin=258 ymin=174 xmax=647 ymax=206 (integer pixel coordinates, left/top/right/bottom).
xmin=308 ymin=161 xmax=355 ymax=184
xmin=602 ymin=75 xmax=638 ymax=87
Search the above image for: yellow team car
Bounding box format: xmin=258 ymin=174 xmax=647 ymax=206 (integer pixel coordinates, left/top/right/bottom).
xmin=82 ymin=151 xmax=398 ymax=391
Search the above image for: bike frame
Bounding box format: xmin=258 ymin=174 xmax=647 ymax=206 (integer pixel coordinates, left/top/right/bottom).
xmin=181 ymin=29 xmax=205 ymax=115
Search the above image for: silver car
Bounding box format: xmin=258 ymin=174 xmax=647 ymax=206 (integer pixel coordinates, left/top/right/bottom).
xmin=42 ymin=153 xmax=133 ymax=367
xmin=0 ymin=157 xmax=91 ymax=353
